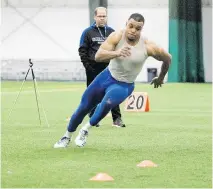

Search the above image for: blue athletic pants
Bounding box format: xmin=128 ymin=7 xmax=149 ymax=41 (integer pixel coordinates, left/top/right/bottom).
xmin=67 ymin=68 xmax=134 ymax=132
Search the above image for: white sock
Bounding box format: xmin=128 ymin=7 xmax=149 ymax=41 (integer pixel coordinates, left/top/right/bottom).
xmin=82 ymin=121 xmax=92 ymax=131
xmin=64 ymin=131 xmax=72 ymax=138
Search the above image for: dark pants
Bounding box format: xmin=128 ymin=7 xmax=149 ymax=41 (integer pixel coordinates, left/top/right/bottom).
xmin=85 ymin=64 xmax=122 ymax=122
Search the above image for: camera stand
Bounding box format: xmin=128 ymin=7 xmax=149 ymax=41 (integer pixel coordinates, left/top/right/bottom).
xmin=7 ymin=59 xmax=50 ymax=127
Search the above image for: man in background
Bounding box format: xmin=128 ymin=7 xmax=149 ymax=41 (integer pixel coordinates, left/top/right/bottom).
xmin=78 ymin=7 xmax=125 ymax=127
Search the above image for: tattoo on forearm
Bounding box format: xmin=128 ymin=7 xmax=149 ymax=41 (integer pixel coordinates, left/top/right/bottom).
xmin=159 ymin=62 xmax=170 ymax=80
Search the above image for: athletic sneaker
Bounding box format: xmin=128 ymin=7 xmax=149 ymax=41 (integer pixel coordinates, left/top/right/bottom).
xmin=54 ymin=136 xmax=71 ymax=148
xmin=75 ymin=129 xmax=88 ymax=147
xmin=112 ymin=118 xmax=126 ymax=128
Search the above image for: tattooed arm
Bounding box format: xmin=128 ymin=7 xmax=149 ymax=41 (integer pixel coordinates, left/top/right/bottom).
xmin=145 ymin=40 xmax=172 ymax=88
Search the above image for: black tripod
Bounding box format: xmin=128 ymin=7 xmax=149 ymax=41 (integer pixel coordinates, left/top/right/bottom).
xmin=7 ymin=59 xmax=50 ymax=127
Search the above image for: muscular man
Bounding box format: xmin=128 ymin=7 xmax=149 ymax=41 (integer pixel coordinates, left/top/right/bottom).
xmin=54 ymin=13 xmax=171 ymax=148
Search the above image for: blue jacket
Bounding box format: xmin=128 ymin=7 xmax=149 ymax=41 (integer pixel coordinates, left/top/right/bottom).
xmin=78 ymin=23 xmax=114 ymax=67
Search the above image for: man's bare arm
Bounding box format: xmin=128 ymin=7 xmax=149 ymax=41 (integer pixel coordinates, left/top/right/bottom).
xmin=95 ymin=31 xmax=123 ymax=62
xmin=146 ymin=41 xmax=172 ymax=82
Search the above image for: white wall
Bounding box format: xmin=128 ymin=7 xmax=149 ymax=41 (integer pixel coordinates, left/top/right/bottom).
xmin=1 ymin=0 xmax=169 ymax=82
xmin=1 ymin=7 xmax=89 ymax=60
xmin=1 ymin=0 xmax=211 ymax=82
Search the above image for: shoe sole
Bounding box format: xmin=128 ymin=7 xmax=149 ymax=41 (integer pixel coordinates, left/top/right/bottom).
xmin=75 ymin=143 xmax=86 ymax=147
xmin=53 ymin=139 xmax=71 ymax=148
xmin=75 ymin=139 xmax=86 ymax=147
xmin=53 ymin=144 xmax=68 ymax=148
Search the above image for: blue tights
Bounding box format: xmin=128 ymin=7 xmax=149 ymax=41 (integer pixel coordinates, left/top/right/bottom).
xmin=67 ymin=68 xmax=134 ymax=132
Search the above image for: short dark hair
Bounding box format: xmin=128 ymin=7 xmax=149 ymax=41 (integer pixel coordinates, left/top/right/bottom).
xmin=128 ymin=13 xmax=145 ymax=23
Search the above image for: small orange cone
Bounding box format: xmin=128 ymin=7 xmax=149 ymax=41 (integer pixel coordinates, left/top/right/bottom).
xmin=89 ymin=173 xmax=114 ymax=181
xmin=145 ymin=97 xmax=150 ymax=112
xmin=137 ymin=160 xmax=158 ymax=168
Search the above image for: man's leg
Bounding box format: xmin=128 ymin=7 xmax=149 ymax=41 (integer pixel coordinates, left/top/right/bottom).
xmin=75 ymin=82 xmax=134 ymax=147
xmin=86 ymin=68 xmax=101 ymax=126
xmin=111 ymin=105 xmax=126 ymax=127
xmin=85 ymin=68 xmax=96 ymax=87
xmin=111 ymin=105 xmax=121 ymax=121
xmin=86 ymin=65 xmax=104 ymax=127
xmin=87 ymin=68 xmax=125 ymax=128
xmin=90 ymin=83 xmax=134 ymax=126
xmin=68 ymin=77 xmax=106 ymax=132
xmin=75 ymin=69 xmax=134 ymax=147
xmin=75 ymin=84 xmax=134 ymax=147
xmin=54 ymin=78 xmax=105 ymax=148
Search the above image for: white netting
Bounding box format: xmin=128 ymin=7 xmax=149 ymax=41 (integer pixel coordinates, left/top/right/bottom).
xmin=1 ymin=59 xmax=86 ymax=81
xmin=2 ymin=0 xmax=89 ymax=8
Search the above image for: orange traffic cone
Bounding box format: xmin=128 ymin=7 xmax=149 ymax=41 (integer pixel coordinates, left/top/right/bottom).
xmin=89 ymin=173 xmax=114 ymax=181
xmin=137 ymin=160 xmax=157 ymax=168
xmin=145 ymin=96 xmax=150 ymax=112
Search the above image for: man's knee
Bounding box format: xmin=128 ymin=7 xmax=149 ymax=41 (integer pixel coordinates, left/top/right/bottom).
xmin=101 ymin=98 xmax=119 ymax=111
